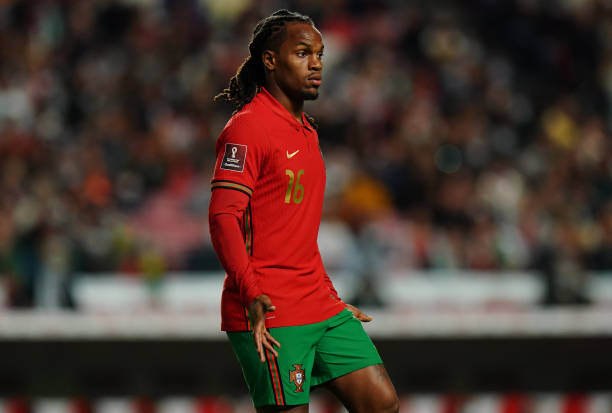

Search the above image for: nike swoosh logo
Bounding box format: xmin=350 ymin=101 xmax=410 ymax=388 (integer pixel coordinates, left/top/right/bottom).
xmin=286 ymin=150 xmax=300 ymax=159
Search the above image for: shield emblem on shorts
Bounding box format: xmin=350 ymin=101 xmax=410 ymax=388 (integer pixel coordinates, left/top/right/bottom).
xmin=289 ymin=364 xmax=305 ymax=392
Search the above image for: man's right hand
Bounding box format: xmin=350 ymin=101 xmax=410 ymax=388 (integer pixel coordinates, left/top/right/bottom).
xmin=247 ymin=294 xmax=281 ymax=362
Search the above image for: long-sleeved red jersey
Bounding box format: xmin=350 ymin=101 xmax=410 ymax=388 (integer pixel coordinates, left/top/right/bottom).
xmin=209 ymin=88 xmax=345 ymax=331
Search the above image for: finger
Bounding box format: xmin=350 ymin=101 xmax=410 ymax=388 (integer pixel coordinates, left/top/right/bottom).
xmin=358 ymin=312 xmax=373 ymax=322
xmin=261 ymin=297 xmax=276 ymax=312
xmin=253 ymin=329 xmax=265 ymax=363
xmin=262 ymin=337 xmax=279 ymax=358
xmin=265 ymin=330 xmax=281 ymax=348
xmin=347 ymin=305 xmax=372 ymax=322
xmin=256 ymin=338 xmax=265 ymax=362
xmin=353 ymin=307 xmax=372 ymax=322
xmin=257 ymin=342 xmax=266 ymax=362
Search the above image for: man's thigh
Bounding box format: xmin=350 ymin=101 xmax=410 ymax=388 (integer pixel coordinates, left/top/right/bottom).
xmin=323 ymin=364 xmax=399 ymax=413
xmin=227 ymin=320 xmax=326 ymax=408
xmin=311 ymin=309 xmax=383 ymax=387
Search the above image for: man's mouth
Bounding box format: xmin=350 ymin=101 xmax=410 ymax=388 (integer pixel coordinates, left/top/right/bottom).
xmin=308 ymin=77 xmax=322 ymax=86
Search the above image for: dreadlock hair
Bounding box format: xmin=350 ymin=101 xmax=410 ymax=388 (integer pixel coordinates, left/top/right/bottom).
xmin=214 ymin=10 xmax=318 ymax=128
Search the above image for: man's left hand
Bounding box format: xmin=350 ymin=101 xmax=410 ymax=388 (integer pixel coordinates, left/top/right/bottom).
xmin=346 ymin=304 xmax=373 ymax=322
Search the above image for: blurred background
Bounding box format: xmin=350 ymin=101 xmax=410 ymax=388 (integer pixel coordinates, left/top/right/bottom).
xmin=1 ymin=0 xmax=612 ymax=411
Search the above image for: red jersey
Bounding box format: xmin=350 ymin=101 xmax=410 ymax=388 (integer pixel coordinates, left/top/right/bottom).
xmin=210 ymin=88 xmax=345 ymax=331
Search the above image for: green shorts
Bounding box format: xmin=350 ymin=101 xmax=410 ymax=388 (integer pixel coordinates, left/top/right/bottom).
xmin=227 ymin=308 xmax=383 ymax=407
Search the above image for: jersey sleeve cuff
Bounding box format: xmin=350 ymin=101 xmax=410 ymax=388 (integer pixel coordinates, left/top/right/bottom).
xmin=211 ymin=180 xmax=253 ymax=197
xmin=241 ymin=282 xmax=264 ymax=307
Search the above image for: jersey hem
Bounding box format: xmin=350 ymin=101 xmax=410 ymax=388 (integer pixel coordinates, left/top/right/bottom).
xmin=221 ymin=302 xmax=346 ymax=332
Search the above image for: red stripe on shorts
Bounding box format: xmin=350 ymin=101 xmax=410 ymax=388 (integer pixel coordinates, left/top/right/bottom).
xmin=266 ymin=349 xmax=285 ymax=406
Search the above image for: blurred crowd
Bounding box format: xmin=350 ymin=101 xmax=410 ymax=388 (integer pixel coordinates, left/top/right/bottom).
xmin=0 ymin=0 xmax=611 ymax=308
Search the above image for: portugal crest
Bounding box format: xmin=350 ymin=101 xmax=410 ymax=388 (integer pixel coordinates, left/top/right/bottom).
xmin=289 ymin=364 xmax=305 ymax=392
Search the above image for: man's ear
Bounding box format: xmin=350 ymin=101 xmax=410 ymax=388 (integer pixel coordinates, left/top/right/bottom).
xmin=262 ymin=50 xmax=276 ymax=71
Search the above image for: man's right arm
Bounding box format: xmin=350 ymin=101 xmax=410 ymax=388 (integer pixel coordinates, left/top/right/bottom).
xmin=208 ymin=187 xmax=262 ymax=306
xmin=208 ymin=188 xmax=280 ymax=361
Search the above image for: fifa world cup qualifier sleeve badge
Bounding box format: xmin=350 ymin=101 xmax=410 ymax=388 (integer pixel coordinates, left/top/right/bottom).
xmin=220 ymin=143 xmax=247 ymax=172
xmin=289 ymin=364 xmax=305 ymax=392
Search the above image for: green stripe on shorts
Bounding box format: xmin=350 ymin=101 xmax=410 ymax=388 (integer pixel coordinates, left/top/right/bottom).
xmin=227 ymin=308 xmax=382 ymax=407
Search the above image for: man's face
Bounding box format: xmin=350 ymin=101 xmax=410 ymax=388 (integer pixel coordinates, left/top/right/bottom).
xmin=271 ymin=23 xmax=323 ymax=101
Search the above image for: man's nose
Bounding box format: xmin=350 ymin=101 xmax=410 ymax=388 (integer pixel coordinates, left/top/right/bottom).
xmin=310 ymin=55 xmax=322 ymax=70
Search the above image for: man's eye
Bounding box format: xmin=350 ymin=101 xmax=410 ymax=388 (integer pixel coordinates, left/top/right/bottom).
xmin=296 ymin=51 xmax=306 ymax=57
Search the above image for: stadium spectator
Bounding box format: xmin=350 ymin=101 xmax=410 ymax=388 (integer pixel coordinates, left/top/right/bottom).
xmin=0 ymin=0 xmax=610 ymax=307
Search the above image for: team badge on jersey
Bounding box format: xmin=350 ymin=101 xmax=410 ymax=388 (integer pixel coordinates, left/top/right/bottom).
xmin=220 ymin=143 xmax=247 ymax=172
xmin=289 ymin=364 xmax=305 ymax=392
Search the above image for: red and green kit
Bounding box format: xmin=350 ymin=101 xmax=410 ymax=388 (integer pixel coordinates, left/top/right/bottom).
xmin=210 ymin=87 xmax=345 ymax=332
xmin=209 ymin=88 xmax=382 ymax=408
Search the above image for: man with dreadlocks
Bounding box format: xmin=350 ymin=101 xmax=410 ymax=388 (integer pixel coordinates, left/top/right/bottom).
xmin=208 ymin=10 xmax=399 ymax=413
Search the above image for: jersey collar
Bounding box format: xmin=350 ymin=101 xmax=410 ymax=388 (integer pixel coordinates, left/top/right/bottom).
xmin=257 ymin=87 xmax=313 ymax=131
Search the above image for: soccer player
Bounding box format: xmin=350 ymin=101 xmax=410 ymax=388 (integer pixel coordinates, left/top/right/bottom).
xmin=208 ymin=10 xmax=399 ymax=413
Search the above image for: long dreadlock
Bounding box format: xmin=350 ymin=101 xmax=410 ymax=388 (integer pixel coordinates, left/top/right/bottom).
xmin=214 ymin=10 xmax=318 ymax=128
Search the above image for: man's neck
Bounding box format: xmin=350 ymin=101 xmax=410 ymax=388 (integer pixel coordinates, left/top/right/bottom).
xmin=264 ymin=83 xmax=304 ymax=124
